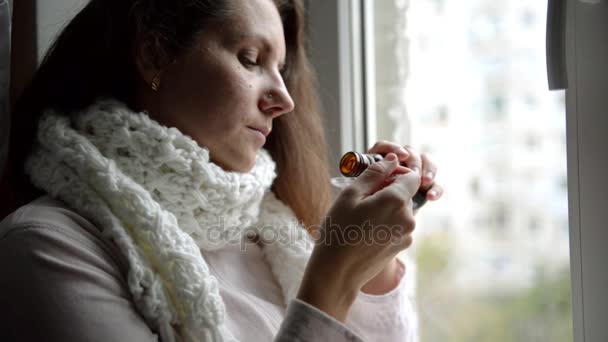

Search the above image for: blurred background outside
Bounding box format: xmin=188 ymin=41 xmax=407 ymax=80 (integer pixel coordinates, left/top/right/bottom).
xmin=370 ymin=0 xmax=572 ymax=340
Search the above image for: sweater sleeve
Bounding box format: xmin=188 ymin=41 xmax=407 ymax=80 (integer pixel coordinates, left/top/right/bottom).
xmin=0 ymin=223 xmax=159 ymax=342
xmin=274 ymin=298 xmax=365 ymax=342
xmin=274 ymin=254 xmax=418 ymax=342
xmin=345 ymin=253 xmax=419 ymax=342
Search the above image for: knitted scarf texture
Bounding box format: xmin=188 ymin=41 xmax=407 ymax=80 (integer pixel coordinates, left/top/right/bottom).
xmin=24 ymin=99 xmax=315 ymax=342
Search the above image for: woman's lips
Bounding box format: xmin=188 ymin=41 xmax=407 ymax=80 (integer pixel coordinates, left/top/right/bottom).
xmin=248 ymin=126 xmax=270 ymax=138
xmin=248 ymin=126 xmax=270 ymax=137
xmin=248 ymin=127 xmax=267 ymax=143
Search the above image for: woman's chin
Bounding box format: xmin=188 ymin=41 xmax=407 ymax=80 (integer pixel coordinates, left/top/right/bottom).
xmin=241 ymin=155 xmax=258 ymax=173
xmin=213 ymin=154 xmax=257 ymax=173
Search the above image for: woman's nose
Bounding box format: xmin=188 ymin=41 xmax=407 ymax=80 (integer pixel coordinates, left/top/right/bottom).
xmin=259 ymin=81 xmax=295 ymax=118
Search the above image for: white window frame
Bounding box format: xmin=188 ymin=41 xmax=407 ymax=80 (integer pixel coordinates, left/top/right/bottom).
xmin=563 ymin=1 xmax=608 ymax=341
xmin=306 ymin=0 xmax=368 ymax=177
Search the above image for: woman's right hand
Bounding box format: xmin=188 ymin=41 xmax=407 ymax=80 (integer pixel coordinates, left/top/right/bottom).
xmin=296 ymin=153 xmax=420 ymax=321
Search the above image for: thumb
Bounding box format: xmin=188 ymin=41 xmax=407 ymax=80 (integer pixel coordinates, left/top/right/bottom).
xmin=379 ymin=170 xmax=421 ymax=200
xmin=350 ymin=153 xmax=400 ymax=198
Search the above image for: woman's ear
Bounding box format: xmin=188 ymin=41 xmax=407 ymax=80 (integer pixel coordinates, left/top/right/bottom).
xmin=133 ymin=34 xmax=165 ymax=87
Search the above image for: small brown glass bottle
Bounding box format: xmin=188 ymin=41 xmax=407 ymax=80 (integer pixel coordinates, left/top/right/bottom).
xmin=339 ymin=152 xmax=384 ymax=177
xmin=337 ymin=151 xmax=428 ymax=210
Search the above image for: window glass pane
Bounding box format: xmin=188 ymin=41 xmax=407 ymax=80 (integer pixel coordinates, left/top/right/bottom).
xmin=370 ymin=1 xmax=572 ymax=341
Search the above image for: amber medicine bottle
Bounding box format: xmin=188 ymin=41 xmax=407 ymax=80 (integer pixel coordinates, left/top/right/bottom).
xmin=336 ymin=151 xmax=428 ymax=209
xmin=339 ymin=152 xmax=384 ymax=177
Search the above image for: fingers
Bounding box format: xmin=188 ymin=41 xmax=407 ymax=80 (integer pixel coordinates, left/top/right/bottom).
xmin=401 ymin=145 xmax=422 ymax=175
xmin=365 ymin=169 xmax=421 ymax=210
xmin=404 ymin=148 xmax=443 ymax=202
xmin=348 ymin=153 xmax=408 ymax=199
xmin=388 ymin=170 xmax=421 ymax=200
xmin=420 ymin=153 xmax=438 ymax=189
xmin=417 ymin=152 xmax=443 ymax=201
xmin=363 ymin=141 xmax=444 ymax=204
xmin=367 ymin=141 xmax=410 ymax=165
xmin=426 ymin=182 xmax=444 ymax=201
xmin=368 ymin=141 xmax=424 ymax=175
xmin=361 ymin=171 xmax=419 ymax=239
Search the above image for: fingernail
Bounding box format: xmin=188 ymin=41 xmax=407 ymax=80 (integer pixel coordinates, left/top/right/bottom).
xmin=428 ymin=190 xmax=436 ymax=199
xmin=385 ymin=153 xmax=397 ymax=161
xmin=424 ymin=171 xmax=434 ymax=181
xmin=399 ymin=147 xmax=409 ymax=156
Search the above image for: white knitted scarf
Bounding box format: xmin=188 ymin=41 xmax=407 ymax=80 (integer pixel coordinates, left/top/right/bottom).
xmin=24 ymin=99 xmax=315 ymax=342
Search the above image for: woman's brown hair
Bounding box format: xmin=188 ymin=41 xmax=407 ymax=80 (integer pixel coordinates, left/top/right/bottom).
xmin=1 ymin=0 xmax=332 ymax=233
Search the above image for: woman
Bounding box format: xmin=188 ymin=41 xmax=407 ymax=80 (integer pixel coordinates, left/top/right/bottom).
xmin=0 ymin=0 xmax=443 ymax=341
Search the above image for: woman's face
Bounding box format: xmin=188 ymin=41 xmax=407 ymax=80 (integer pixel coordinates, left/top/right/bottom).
xmin=145 ymin=0 xmax=294 ymax=172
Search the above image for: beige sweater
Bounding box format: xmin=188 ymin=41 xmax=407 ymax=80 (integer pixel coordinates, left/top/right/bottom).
xmin=0 ymin=195 xmax=418 ymax=342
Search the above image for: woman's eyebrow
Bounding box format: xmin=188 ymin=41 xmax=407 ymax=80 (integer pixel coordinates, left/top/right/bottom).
xmin=229 ymin=32 xmax=270 ymax=48
xmin=228 ymin=32 xmax=286 ymax=64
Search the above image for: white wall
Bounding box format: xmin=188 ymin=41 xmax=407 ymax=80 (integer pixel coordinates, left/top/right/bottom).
xmin=36 ymin=0 xmax=87 ymax=61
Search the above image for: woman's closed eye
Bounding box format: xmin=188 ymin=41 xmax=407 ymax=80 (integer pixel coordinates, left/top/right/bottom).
xmin=239 ymin=50 xmax=259 ymax=67
xmin=238 ymin=49 xmax=286 ymax=75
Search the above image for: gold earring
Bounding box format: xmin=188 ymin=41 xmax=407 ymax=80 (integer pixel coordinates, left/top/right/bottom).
xmin=151 ymin=75 xmax=161 ymax=91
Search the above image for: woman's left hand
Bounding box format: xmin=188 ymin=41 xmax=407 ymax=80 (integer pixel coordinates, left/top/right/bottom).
xmin=367 ymin=140 xmax=444 ymax=206
xmin=360 ymin=140 xmax=444 ymax=295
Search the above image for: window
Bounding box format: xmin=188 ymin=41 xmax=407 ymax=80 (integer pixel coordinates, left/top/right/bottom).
xmin=365 ymin=1 xmax=571 ymax=340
